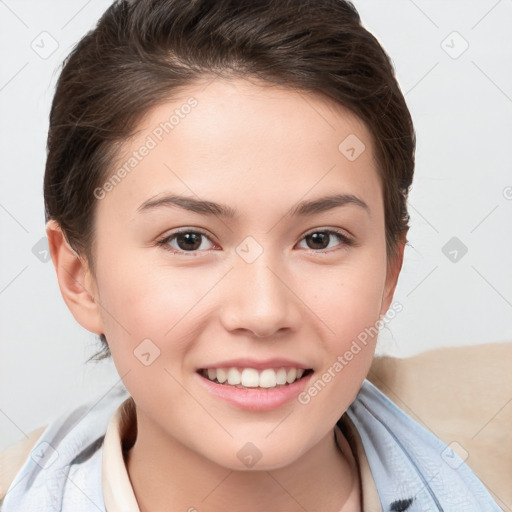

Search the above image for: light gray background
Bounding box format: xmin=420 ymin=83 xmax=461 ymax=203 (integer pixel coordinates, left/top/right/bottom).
xmin=1 ymin=0 xmax=511 ymax=451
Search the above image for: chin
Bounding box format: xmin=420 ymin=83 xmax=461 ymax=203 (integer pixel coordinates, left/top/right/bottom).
xmin=204 ymin=439 xmax=306 ymax=472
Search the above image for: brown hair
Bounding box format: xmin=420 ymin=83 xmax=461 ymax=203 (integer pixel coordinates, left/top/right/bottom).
xmin=44 ymin=0 xmax=415 ymax=362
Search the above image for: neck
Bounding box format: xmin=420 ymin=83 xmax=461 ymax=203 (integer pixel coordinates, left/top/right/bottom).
xmin=125 ymin=410 xmax=360 ymax=512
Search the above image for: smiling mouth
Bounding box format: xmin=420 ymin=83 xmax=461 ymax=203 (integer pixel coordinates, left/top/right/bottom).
xmin=197 ymin=367 xmax=314 ymax=389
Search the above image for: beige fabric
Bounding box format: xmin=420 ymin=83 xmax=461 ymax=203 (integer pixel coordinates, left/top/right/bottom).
xmin=1 ymin=342 xmax=510 ymax=511
xmin=367 ymin=341 xmax=512 ymax=512
xmin=102 ymin=397 xmax=139 ymax=512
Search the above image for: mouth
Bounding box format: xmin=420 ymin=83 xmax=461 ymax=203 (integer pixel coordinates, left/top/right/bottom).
xmin=196 ymin=366 xmax=314 ymax=390
xmin=195 ymin=364 xmax=315 ymax=411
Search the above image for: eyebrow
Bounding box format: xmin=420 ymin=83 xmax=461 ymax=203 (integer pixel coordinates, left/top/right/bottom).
xmin=137 ymin=192 xmax=370 ymax=218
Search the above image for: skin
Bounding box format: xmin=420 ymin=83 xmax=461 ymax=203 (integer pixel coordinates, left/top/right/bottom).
xmin=47 ymin=76 xmax=405 ymax=511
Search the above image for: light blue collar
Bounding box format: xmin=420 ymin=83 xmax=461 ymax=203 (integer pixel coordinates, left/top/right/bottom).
xmin=2 ymin=379 xmax=502 ymax=511
xmin=343 ymin=379 xmax=502 ymax=511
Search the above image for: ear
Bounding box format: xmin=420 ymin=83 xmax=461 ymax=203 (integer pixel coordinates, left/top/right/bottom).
xmin=45 ymin=219 xmax=103 ymax=334
xmin=379 ymin=234 xmax=406 ymax=318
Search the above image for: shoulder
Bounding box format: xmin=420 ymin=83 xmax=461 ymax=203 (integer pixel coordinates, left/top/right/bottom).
xmin=0 ymin=383 xmax=130 ymax=509
xmin=0 ymin=425 xmax=48 ymax=504
xmin=367 ymin=341 xmax=512 ymax=510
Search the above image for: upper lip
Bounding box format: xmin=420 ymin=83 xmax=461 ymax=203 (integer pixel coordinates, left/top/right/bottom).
xmin=197 ymin=358 xmax=312 ymax=370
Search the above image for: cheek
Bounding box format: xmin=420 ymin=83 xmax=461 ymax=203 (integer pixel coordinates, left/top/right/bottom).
xmin=94 ymin=254 xmax=210 ymax=360
xmin=299 ymin=288 xmax=381 ymax=426
xmin=97 ymin=231 xmax=386 ymax=359
xmin=94 ymin=263 xmax=205 ymax=409
xmin=306 ymin=255 xmax=385 ymax=396
xmin=308 ymin=253 xmax=386 ymax=338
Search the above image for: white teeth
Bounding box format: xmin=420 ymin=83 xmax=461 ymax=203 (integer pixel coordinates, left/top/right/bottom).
xmin=286 ymin=368 xmax=297 ymax=384
xmin=202 ymin=366 xmax=308 ymax=388
xmin=276 ymin=368 xmax=287 ymax=385
xmin=241 ymin=368 xmax=259 ymax=387
xmin=227 ymin=367 xmax=241 ymax=385
xmin=259 ymin=368 xmax=277 ymax=388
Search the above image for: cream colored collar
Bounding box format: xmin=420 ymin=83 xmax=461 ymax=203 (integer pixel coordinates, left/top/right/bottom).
xmin=101 ymin=397 xmax=381 ymax=512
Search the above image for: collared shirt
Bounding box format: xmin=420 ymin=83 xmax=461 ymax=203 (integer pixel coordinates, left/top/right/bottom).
xmin=101 ymin=396 xmax=383 ymax=511
xmin=2 ymin=379 xmax=502 ymax=512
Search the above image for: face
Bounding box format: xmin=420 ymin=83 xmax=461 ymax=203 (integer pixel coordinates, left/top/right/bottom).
xmin=70 ymin=77 xmax=402 ymax=470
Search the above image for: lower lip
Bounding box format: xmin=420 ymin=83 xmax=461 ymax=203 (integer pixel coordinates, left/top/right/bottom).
xmin=196 ymin=371 xmax=313 ymax=412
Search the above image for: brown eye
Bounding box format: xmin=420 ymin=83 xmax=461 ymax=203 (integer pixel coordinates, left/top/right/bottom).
xmin=174 ymin=232 xmax=203 ymax=251
xmin=305 ymin=232 xmax=330 ymax=250
xmin=157 ymin=228 xmax=354 ymax=256
xmin=158 ymin=229 xmax=215 ymax=254
xmin=298 ymin=230 xmax=353 ymax=252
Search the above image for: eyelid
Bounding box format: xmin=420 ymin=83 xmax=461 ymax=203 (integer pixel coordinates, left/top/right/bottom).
xmin=302 ymin=226 xmax=353 ymax=240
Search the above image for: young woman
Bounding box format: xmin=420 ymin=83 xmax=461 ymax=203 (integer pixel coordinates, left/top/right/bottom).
xmin=1 ymin=0 xmax=503 ymax=510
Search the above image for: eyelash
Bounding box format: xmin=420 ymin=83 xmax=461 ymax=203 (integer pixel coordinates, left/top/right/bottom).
xmin=156 ymin=227 xmax=355 ymax=256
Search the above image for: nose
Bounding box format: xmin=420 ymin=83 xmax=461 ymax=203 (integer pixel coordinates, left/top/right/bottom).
xmin=219 ymin=250 xmax=301 ymax=339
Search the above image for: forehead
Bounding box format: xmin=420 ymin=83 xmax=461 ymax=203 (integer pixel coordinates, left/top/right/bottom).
xmin=97 ymin=77 xmax=381 ymax=223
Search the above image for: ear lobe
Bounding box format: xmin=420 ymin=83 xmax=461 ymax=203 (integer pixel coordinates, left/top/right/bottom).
xmin=45 ymin=219 xmax=104 ymax=335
